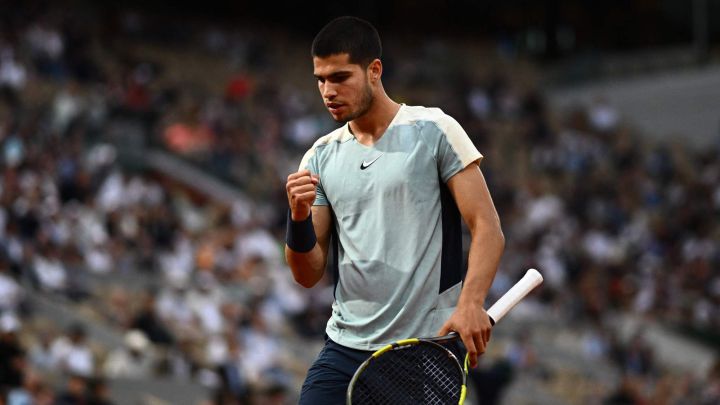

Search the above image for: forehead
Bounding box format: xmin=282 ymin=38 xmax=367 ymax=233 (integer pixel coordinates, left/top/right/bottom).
xmin=313 ymin=53 xmax=362 ymax=76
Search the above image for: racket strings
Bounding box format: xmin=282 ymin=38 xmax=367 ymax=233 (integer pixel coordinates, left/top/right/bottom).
xmin=420 ymin=351 xmax=460 ymax=403
xmin=351 ymin=343 xmax=463 ymax=404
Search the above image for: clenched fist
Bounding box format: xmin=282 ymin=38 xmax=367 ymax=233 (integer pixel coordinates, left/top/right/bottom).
xmin=286 ymin=170 xmax=319 ymax=221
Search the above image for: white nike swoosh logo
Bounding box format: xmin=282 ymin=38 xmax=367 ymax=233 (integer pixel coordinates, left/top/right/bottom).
xmin=360 ymin=154 xmax=383 ymax=170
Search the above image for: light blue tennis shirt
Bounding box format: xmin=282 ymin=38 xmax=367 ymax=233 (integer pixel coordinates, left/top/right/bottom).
xmin=300 ymin=105 xmax=482 ymax=350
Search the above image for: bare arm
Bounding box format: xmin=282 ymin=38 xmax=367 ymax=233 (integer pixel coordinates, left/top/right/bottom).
xmin=284 ymin=170 xmax=332 ymax=288
xmin=285 ymin=205 xmax=332 ymax=288
xmin=438 ymin=163 xmax=505 ymax=368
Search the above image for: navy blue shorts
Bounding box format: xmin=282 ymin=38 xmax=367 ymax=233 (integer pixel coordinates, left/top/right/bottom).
xmin=299 ymin=337 xmax=373 ymax=405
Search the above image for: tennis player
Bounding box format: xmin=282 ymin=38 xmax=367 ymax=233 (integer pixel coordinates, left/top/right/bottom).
xmin=285 ymin=16 xmax=505 ymax=404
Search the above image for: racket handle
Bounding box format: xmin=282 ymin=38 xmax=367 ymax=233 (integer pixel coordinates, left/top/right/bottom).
xmin=486 ymin=268 xmax=543 ymax=324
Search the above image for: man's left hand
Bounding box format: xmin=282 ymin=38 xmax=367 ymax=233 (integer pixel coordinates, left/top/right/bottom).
xmin=437 ymin=303 xmax=492 ymax=369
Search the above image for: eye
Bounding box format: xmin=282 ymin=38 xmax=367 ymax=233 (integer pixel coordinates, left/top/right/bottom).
xmin=331 ymin=74 xmax=349 ymax=83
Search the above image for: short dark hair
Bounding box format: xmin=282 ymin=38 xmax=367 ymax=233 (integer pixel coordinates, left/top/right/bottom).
xmin=311 ymin=16 xmax=382 ymax=67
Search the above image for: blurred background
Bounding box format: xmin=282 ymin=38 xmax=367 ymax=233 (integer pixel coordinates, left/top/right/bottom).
xmin=0 ymin=0 xmax=719 ymax=404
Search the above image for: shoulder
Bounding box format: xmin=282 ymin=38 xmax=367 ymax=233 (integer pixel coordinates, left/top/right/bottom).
xmin=401 ymin=105 xmax=481 ymax=169
xmin=396 ymin=105 xmax=465 ymax=134
xmin=398 ymin=106 xmax=465 ymax=137
xmin=298 ymin=125 xmax=351 ymax=170
xmin=398 ymin=104 xmax=447 ymax=122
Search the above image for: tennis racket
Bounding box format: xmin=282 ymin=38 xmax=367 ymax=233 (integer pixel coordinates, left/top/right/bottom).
xmin=346 ymin=268 xmax=544 ymax=405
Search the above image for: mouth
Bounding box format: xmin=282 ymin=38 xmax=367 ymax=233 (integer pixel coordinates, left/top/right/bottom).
xmin=326 ymin=103 xmax=344 ymax=114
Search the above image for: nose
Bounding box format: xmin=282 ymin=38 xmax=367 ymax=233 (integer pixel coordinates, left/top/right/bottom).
xmin=322 ymin=82 xmax=337 ymax=100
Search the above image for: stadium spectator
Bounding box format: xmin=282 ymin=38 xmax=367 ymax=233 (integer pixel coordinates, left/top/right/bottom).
xmin=31 ymin=244 xmax=68 ymax=295
xmin=701 ymin=360 xmax=720 ymax=405
xmin=187 ymin=272 xmax=225 ymax=335
xmin=603 ymin=374 xmax=645 ymax=405
xmin=24 ymin=20 xmax=65 ymax=80
xmin=86 ymin=378 xmax=115 ymax=405
xmin=49 ymin=324 xmax=94 ymax=377
xmin=0 ymin=48 xmax=27 ymax=94
xmin=6 ymin=370 xmax=51 ymax=405
xmin=215 ymin=336 xmax=250 ymax=405
xmin=27 ymin=330 xmax=55 ymax=372
xmin=155 ymin=279 xmax=199 ymax=340
xmin=54 ymin=375 xmax=87 ymax=405
xmin=103 ymin=330 xmax=154 ymax=379
xmin=468 ymin=359 xmax=514 ymax=405
xmin=130 ymin=290 xmax=174 ymax=346
xmin=0 ymin=313 xmax=24 ymax=393
xmin=0 ymin=262 xmax=23 ymax=315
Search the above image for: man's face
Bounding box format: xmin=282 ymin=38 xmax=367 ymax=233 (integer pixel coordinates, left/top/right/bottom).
xmin=313 ymin=53 xmax=374 ymax=123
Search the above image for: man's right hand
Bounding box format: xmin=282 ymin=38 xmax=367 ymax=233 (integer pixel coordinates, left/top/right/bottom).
xmin=286 ymin=170 xmax=319 ymax=221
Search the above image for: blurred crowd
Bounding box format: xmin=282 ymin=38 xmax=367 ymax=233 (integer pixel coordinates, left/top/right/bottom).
xmin=1 ymin=4 xmax=719 ymax=405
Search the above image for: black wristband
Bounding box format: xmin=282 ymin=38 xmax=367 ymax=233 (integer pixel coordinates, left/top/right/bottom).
xmin=286 ymin=210 xmax=317 ymax=253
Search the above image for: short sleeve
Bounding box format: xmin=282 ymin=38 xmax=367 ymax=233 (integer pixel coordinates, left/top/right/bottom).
xmin=299 ymin=148 xmax=329 ymax=206
xmin=435 ymin=115 xmax=483 ymax=183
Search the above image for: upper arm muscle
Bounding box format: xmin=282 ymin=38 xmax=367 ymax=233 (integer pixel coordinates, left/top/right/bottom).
xmin=446 ymin=165 xmax=501 ymax=232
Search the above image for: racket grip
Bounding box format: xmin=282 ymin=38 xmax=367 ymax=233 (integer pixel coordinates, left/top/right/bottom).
xmin=486 ymin=269 xmax=543 ymax=324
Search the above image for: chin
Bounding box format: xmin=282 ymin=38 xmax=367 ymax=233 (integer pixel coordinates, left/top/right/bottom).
xmin=330 ymin=112 xmax=349 ymax=123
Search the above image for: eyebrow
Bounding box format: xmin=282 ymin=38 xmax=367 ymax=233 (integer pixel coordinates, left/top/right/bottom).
xmin=314 ymin=70 xmax=353 ymax=81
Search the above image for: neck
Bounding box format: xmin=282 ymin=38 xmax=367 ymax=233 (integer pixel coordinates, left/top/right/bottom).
xmin=349 ymin=90 xmax=400 ymax=145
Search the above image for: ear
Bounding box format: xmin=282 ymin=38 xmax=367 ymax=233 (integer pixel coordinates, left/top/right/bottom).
xmin=367 ymin=59 xmax=382 ymax=83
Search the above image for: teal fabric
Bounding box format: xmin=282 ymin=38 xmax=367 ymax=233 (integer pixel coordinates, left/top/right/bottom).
xmin=300 ymin=105 xmax=482 ymax=350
